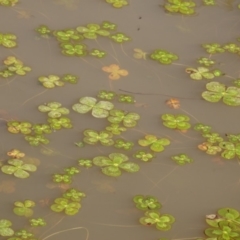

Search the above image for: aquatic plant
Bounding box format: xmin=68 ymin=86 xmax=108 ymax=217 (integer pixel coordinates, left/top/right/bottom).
xmin=118 ymin=94 xmax=135 ymax=103
xmin=102 ymin=64 xmax=129 ymax=80
xmin=0 ymin=69 xmax=14 ymax=78
xmin=198 ymin=57 xmax=215 ymax=67
xmin=38 ymin=102 xmax=70 ymax=118
xmin=29 ymin=218 xmax=46 ymax=227
xmin=133 ymin=150 xmax=155 ymax=162
xmin=1 ymin=159 xmax=37 ymax=178
xmin=163 ymin=0 xmax=196 ymax=15
xmin=78 ymin=159 xmax=93 ymax=168
xmin=53 ymin=174 xmax=72 ymax=184
xmin=76 ymin=23 xmax=110 ymax=39
xmin=7 ymin=63 xmax=31 ymax=76
xmin=198 ymin=142 xmax=222 ymax=155
xmin=110 ymin=33 xmax=131 ymax=43
xmin=223 ymin=43 xmax=240 ymax=53
xmin=47 ymin=117 xmax=73 ymax=129
xmin=93 ymin=153 xmax=140 ymax=177
xmin=203 ymin=0 xmax=216 ymax=5
xmin=72 ymin=97 xmax=114 ymax=118
xmin=7 ymin=121 xmax=32 ymax=134
xmin=150 ymin=49 xmax=178 ymax=64
xmin=139 ymin=210 xmax=175 ymax=231
xmin=63 ymin=188 xmax=86 ymax=202
xmin=194 ymin=123 xmax=212 ymax=133
xmin=38 ymin=75 xmax=65 ymax=88
xmin=0 ymin=219 xmax=14 ymax=237
xmin=219 ymin=142 xmax=240 ymax=160
xmin=108 ymin=109 xmax=140 ymax=127
xmin=114 ymin=139 xmax=134 ymax=150
xmin=133 ymin=48 xmax=147 ymax=59
xmin=83 ymin=129 xmax=114 ymax=146
xmin=202 ymin=43 xmax=225 ymax=54
xmin=25 ymin=134 xmax=50 ymax=146
xmin=11 ymin=229 xmax=35 ymax=240
xmin=202 ymin=132 xmax=223 ymax=144
xmin=233 ymin=79 xmax=240 ymax=88
xmin=97 ymin=90 xmax=116 ymax=100
xmin=161 ymin=114 xmax=191 ymax=130
xmin=105 ymin=0 xmax=128 ymax=8
xmin=226 ymin=134 xmax=240 ymax=143
xmin=133 ymin=195 xmax=161 ymax=211
xmin=202 ymin=82 xmax=240 ymax=106
xmin=7 ymin=149 xmax=25 ymax=159
xmin=0 ymin=33 xmax=17 ymax=48
xmin=60 ymin=43 xmax=87 ymax=56
xmin=101 ymin=21 xmax=117 ymax=30
xmin=138 ymin=135 xmax=170 ymax=152
xmin=64 ymin=167 xmax=80 ymax=175
xmin=0 ymin=0 xmax=18 ymax=6
xmin=50 ymin=198 xmax=81 ymax=215
xmin=13 ymin=200 xmax=35 ymax=217
xmin=53 ymin=29 xmax=83 ymax=42
xmin=171 ymin=154 xmax=193 ymax=165
xmin=62 ymin=74 xmax=78 ymax=84
xmin=32 ymin=124 xmax=52 ymax=134
xmin=105 ymin=123 xmax=126 ymax=135
xmin=35 ymin=25 xmax=52 ymax=36
xmin=90 ymin=49 xmax=107 ymax=58
xmin=185 ymin=67 xmax=215 ymax=80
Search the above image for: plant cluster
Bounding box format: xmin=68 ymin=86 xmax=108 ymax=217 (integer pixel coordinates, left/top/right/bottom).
xmin=133 ymin=195 xmax=175 ymax=231
xmin=35 ymin=21 xmax=130 ymax=57
xmin=0 ymin=56 xmax=31 ymax=78
xmin=105 ymin=0 xmax=128 ymax=8
xmin=161 ymin=114 xmax=191 ymax=130
xmin=53 ymin=166 xmax=80 ymax=184
xmin=97 ymin=90 xmax=135 ymax=103
xmin=38 ymin=74 xmax=78 ymax=89
xmin=50 ymin=188 xmax=85 ymax=215
xmin=0 ymin=0 xmax=18 ymax=6
xmin=0 ymin=33 xmax=17 ymax=48
xmin=171 ymin=154 xmax=193 ymax=165
xmin=185 ymin=67 xmax=223 ymax=80
xmin=195 ymin=123 xmax=240 ymax=159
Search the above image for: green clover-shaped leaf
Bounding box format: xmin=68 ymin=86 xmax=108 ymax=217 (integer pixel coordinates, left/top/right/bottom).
xmin=38 ymin=102 xmax=70 ymax=118
xmin=83 ymin=129 xmax=114 ymax=146
xmin=0 ymin=219 xmax=14 ymax=237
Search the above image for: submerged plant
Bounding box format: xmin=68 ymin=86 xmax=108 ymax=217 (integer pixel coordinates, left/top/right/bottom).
xmin=171 ymin=154 xmax=193 ymax=165
xmin=140 ymin=210 xmax=175 ymax=231
xmin=90 ymin=49 xmax=106 ymax=58
xmin=13 ymin=200 xmax=35 ymax=217
xmin=161 ymin=114 xmax=191 ymax=130
xmin=150 ymin=49 xmax=178 ymax=64
xmin=203 ymin=0 xmax=216 ymax=5
xmin=223 ymin=43 xmax=240 ymax=53
xmin=202 ymin=132 xmax=223 ymax=144
xmin=202 ymin=82 xmax=240 ymax=106
xmin=138 ymin=135 xmax=170 ymax=152
xmin=36 ymin=25 xmax=52 ymax=36
xmin=105 ymin=123 xmax=126 ymax=135
xmin=29 ymin=218 xmax=46 ymax=227
xmin=25 ymin=134 xmax=50 ymax=146
xmin=62 ymin=74 xmax=78 ymax=84
xmin=50 ymin=198 xmax=81 ymax=215
xmin=12 ymin=229 xmax=35 ymax=239
xmin=133 ymin=195 xmax=161 ymax=211
xmin=202 ymin=43 xmax=225 ymax=54
xmin=78 ymin=159 xmax=93 ymax=168
xmin=0 ymin=0 xmax=18 ymax=6
xmin=105 ymin=0 xmax=128 ymax=8
xmin=38 ymin=75 xmax=64 ymax=88
xmin=194 ymin=123 xmax=212 ymax=133
xmin=93 ymin=153 xmax=140 ymax=177
xmin=32 ymin=124 xmax=52 ymax=134
xmin=1 ymin=159 xmax=37 ymax=178
xmin=110 ymin=33 xmax=131 ymax=43
xmin=72 ymin=97 xmax=114 ymax=118
xmin=53 ymin=174 xmax=72 ymax=184
xmin=101 ymin=21 xmax=117 ymax=31
xmin=164 ymin=0 xmax=196 ymax=15
xmin=0 ymin=219 xmax=14 ymax=237
xmin=108 ymin=109 xmax=140 ymax=127
xmin=53 ymin=29 xmax=83 ymax=42
xmin=64 ymin=167 xmax=80 ymax=176
xmin=114 ymin=139 xmax=134 ymax=150
xmin=83 ymin=129 xmax=114 ymax=146
xmin=226 ymin=134 xmax=240 ymax=143
xmin=97 ymin=90 xmax=116 ymax=100
xmin=38 ymin=102 xmax=70 ymax=118
xmin=47 ymin=117 xmax=73 ymax=129
xmin=7 ymin=149 xmax=25 ymax=159
xmin=198 ymin=57 xmax=215 ymax=66
xmin=60 ymin=43 xmax=87 ymax=57
xmin=0 ymin=33 xmax=17 ymax=48
xmin=63 ymin=188 xmax=86 ymax=202
xmin=219 ymin=142 xmax=240 ymax=160
xmin=134 ymin=150 xmax=155 ymax=162
xmin=118 ymin=94 xmax=135 ymax=103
